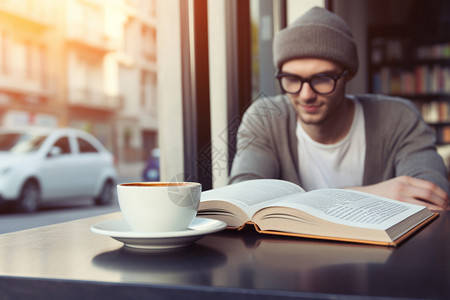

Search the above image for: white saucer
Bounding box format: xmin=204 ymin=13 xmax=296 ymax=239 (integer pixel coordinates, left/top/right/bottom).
xmin=90 ymin=217 xmax=227 ymax=250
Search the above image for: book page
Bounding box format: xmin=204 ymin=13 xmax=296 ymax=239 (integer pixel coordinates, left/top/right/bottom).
xmin=200 ymin=179 xmax=304 ymax=209
xmin=262 ymin=189 xmax=425 ymax=230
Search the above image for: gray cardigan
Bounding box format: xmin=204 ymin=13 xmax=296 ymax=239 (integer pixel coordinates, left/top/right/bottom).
xmin=229 ymin=94 xmax=450 ymax=194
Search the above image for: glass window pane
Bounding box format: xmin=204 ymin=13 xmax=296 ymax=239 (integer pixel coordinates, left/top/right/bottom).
xmin=77 ymin=137 xmax=98 ymax=153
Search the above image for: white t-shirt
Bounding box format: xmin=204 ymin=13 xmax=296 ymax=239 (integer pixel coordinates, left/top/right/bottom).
xmin=296 ymin=97 xmax=366 ymax=191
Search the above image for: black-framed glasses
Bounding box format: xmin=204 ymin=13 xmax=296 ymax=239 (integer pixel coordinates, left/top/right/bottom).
xmin=275 ymin=70 xmax=348 ymax=95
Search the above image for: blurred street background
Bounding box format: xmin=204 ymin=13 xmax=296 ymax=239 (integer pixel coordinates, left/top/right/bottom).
xmin=0 ymin=0 xmax=160 ymax=233
xmin=0 ymin=162 xmax=143 ymax=234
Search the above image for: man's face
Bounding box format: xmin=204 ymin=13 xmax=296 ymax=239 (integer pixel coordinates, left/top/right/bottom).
xmin=280 ymin=58 xmax=348 ymax=126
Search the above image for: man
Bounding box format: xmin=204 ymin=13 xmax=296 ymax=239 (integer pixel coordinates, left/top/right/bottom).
xmin=229 ymin=7 xmax=449 ymax=210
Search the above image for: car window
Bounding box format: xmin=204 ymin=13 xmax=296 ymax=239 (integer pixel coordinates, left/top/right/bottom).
xmin=0 ymin=133 xmax=47 ymax=153
xmin=0 ymin=133 xmax=21 ymax=151
xmin=53 ymin=137 xmax=71 ymax=154
xmin=77 ymin=137 xmax=99 ymax=153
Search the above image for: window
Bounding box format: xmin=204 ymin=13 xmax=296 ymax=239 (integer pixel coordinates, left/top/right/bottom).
xmin=52 ymin=137 xmax=71 ymax=154
xmin=141 ymin=70 xmax=157 ymax=113
xmin=141 ymin=25 xmax=156 ymax=61
xmin=25 ymin=41 xmax=32 ymax=79
xmin=0 ymin=132 xmax=46 ymax=154
xmin=77 ymin=137 xmax=98 ymax=153
xmin=39 ymin=45 xmax=47 ymax=88
xmin=0 ymin=31 xmax=8 ymax=74
xmin=0 ymin=133 xmax=21 ymax=151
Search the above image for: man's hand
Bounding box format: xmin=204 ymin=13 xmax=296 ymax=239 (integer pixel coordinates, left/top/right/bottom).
xmin=347 ymin=176 xmax=449 ymax=211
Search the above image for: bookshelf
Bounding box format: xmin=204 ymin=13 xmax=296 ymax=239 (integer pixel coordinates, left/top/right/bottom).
xmin=368 ymin=25 xmax=450 ymax=145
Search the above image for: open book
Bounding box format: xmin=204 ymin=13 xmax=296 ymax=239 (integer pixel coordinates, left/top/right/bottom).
xmin=198 ymin=179 xmax=438 ymax=246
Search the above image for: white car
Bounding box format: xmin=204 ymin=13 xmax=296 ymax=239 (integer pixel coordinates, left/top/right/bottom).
xmin=0 ymin=127 xmax=118 ymax=212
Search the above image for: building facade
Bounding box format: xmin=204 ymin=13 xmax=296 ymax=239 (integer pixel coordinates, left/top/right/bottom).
xmin=0 ymin=0 xmax=158 ymax=166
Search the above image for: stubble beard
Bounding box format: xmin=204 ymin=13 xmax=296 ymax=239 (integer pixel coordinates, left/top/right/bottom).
xmin=295 ymin=105 xmax=329 ymax=126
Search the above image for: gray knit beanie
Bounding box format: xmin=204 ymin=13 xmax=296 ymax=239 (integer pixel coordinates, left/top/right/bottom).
xmin=273 ymin=7 xmax=358 ymax=76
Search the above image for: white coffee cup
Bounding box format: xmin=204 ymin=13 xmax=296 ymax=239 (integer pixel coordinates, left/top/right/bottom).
xmin=117 ymin=182 xmax=202 ymax=232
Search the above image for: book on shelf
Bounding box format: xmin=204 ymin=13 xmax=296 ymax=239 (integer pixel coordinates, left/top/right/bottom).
xmin=416 ymin=43 xmax=450 ymax=60
xmin=372 ymin=65 xmax=450 ymax=95
xmin=415 ymin=100 xmax=450 ymax=124
xmin=435 ymin=126 xmax=450 ymax=144
xmin=198 ymin=179 xmax=438 ymax=247
xmin=370 ymin=37 xmax=404 ymax=64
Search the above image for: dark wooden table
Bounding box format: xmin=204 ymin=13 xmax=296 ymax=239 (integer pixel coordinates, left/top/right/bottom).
xmin=0 ymin=211 xmax=448 ymax=300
